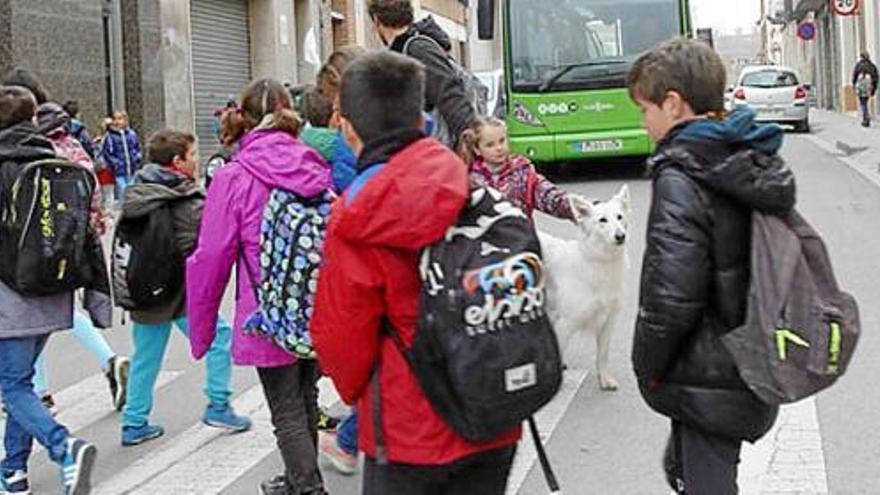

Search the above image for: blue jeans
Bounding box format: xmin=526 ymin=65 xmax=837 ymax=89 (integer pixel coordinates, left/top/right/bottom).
xmin=860 ymin=97 xmax=871 ymax=124
xmin=122 ymin=315 xmax=233 ymax=427
xmin=114 ymin=174 xmax=133 ymax=202
xmin=0 ymin=336 xmax=70 ymax=471
xmin=32 ymin=311 xmax=117 ymax=396
xmin=337 ymin=409 xmax=358 ymax=455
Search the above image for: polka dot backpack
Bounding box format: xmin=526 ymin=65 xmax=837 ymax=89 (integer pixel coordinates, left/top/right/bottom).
xmin=240 ymin=188 xmax=334 ymax=359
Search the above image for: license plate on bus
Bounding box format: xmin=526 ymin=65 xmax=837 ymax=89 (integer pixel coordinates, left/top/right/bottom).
xmin=576 ymin=139 xmax=624 ymax=153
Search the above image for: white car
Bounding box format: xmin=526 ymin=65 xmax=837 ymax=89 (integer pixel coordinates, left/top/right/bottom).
xmin=732 ymin=66 xmax=810 ymax=132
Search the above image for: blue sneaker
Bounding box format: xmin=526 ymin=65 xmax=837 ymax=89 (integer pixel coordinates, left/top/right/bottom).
xmin=0 ymin=469 xmax=30 ymax=494
xmin=121 ymin=424 xmax=165 ymax=447
xmin=203 ymin=404 xmax=252 ymax=432
xmin=59 ymin=438 xmax=96 ymax=495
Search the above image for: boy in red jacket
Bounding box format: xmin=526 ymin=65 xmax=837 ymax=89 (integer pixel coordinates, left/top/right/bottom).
xmin=311 ymin=51 xmax=520 ymax=494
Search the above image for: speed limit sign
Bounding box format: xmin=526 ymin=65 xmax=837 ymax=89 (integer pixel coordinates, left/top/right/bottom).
xmin=831 ymin=0 xmax=859 ymax=15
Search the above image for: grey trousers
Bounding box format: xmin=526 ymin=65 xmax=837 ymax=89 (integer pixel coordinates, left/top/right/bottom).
xmin=664 ymin=421 xmax=742 ymax=495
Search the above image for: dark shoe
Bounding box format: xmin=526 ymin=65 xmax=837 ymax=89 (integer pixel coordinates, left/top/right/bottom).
xmin=42 ymin=394 xmax=59 ymax=417
xmin=59 ymin=438 xmax=97 ymax=495
xmin=105 ymin=356 xmax=130 ymax=412
xmin=259 ymin=475 xmax=290 ymax=495
xmin=0 ymin=469 xmax=30 ymax=494
xmin=121 ymin=424 xmax=165 ymax=447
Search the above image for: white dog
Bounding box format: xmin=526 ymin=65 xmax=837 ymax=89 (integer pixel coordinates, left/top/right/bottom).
xmin=539 ymin=185 xmax=630 ymax=391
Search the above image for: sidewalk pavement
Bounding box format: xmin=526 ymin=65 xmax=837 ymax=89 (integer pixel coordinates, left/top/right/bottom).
xmin=801 ymin=109 xmax=880 ymax=189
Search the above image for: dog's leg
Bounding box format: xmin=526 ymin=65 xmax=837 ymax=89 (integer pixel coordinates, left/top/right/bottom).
xmin=596 ymin=314 xmax=619 ymax=391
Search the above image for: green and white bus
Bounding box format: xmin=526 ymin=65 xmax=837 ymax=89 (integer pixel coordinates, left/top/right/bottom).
xmin=478 ymin=0 xmax=692 ymax=165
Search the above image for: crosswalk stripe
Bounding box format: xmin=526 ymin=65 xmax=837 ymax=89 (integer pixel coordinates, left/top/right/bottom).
xmin=95 ymin=377 xmax=342 ymax=494
xmin=507 ymin=368 xmax=590 ymax=495
xmin=739 ymin=397 xmax=829 ymax=494
xmin=0 ymin=371 xmax=182 ymax=457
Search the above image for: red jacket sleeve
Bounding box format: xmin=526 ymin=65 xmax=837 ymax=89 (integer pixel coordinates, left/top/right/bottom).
xmin=311 ymin=227 xmax=385 ymax=405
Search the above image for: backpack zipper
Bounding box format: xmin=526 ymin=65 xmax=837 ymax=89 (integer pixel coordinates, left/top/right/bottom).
xmin=18 ymin=167 xmax=42 ymax=249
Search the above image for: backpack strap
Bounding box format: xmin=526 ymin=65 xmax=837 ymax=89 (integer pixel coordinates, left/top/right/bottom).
xmin=370 ymin=319 xmax=408 ymax=466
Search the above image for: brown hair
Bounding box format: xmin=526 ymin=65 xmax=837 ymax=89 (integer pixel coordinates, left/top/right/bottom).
xmin=459 ymin=116 xmax=506 ymax=164
xmin=303 ymin=86 xmax=334 ymax=128
xmin=627 ymin=38 xmax=727 ymax=115
xmin=224 ymin=78 xmax=302 ymax=144
xmin=317 ymin=46 xmax=367 ymax=101
xmin=367 ymin=0 xmax=414 ymax=28
xmin=147 ymin=129 xmax=196 ymax=166
xmin=0 ymin=85 xmax=38 ymax=129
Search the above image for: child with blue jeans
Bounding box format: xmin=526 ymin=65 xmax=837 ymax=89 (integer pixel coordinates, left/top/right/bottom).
xmin=119 ymin=129 xmax=251 ymax=446
xmin=0 ymin=84 xmax=105 ymax=495
xmin=101 ymin=110 xmax=142 ymax=203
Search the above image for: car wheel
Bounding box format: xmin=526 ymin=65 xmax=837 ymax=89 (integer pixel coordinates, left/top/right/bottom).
xmin=796 ymin=119 xmax=810 ymax=133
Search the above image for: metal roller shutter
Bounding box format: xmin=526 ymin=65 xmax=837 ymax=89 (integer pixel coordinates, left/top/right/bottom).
xmin=191 ymin=0 xmax=251 ymax=160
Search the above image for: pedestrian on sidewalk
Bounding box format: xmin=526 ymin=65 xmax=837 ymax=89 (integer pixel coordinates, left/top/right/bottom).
xmin=628 ymin=39 xmax=793 ymax=494
xmin=853 ymin=52 xmax=878 ymax=127
xmin=33 ymin=102 xmax=130 ymax=413
xmin=311 ymin=51 xmax=520 ymax=495
xmin=187 ymin=78 xmax=331 ymax=495
xmin=0 ymin=85 xmax=104 ymax=495
xmin=94 ymin=117 xmax=117 ymax=209
xmin=101 ymin=110 xmax=142 ymax=204
xmin=369 ymin=0 xmax=478 ymax=151
xmin=118 ymin=129 xmax=252 ymax=447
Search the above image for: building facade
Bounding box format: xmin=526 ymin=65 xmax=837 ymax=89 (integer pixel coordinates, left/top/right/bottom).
xmin=763 ymin=0 xmax=879 ymax=113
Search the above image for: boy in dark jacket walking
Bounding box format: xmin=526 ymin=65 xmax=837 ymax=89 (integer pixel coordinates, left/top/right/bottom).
xmin=119 ymin=130 xmax=251 ymax=446
xmin=0 ymin=85 xmax=104 ymax=495
xmin=628 ymin=39 xmax=795 ymax=494
xmin=368 ymin=0 xmax=477 ymax=150
xmin=311 ymin=51 xmax=519 ymax=495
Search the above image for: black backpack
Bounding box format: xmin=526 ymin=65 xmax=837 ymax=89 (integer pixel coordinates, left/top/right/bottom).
xmin=384 ymin=187 xmax=563 ymax=441
xmin=111 ymin=203 xmax=183 ymax=310
xmin=0 ymin=158 xmax=98 ymax=295
xmin=722 ymin=210 xmax=860 ymax=404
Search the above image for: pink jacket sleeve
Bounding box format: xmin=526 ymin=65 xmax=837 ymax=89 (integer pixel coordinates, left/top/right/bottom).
xmin=186 ymin=171 xmax=240 ymax=360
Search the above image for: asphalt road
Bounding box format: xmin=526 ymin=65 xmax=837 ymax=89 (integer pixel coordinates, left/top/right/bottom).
xmin=13 ymin=118 xmax=880 ymax=494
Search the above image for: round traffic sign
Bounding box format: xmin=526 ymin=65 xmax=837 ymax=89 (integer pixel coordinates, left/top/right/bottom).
xmin=798 ymin=21 xmax=817 ymax=41
xmin=831 ymin=0 xmax=859 ymax=16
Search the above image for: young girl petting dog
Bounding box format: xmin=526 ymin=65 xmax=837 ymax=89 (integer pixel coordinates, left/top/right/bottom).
xmin=463 ymin=117 xmax=576 ymax=222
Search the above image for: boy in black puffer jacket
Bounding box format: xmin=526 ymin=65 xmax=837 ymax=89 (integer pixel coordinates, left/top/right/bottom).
xmin=628 ymin=39 xmax=795 ymax=494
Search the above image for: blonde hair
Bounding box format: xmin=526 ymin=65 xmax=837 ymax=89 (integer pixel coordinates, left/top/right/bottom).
xmin=459 ymin=116 xmax=506 ymax=164
xmin=112 ymin=110 xmax=128 ymax=120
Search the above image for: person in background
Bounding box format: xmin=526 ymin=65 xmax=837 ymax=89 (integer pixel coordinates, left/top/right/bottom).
xmin=0 ymin=67 xmax=49 ymax=104
xmin=368 ymin=0 xmax=477 ymax=149
xmin=463 ymin=116 xmax=575 ymax=222
xmin=62 ymin=100 xmax=96 ymax=159
xmin=853 ymin=52 xmax=878 ymax=127
xmin=32 ymin=102 xmax=130 ymax=414
xmin=95 ymin=117 xmax=117 ymax=209
xmin=101 ymin=110 xmax=142 ymax=204
xmin=300 ymin=85 xmax=357 ymax=193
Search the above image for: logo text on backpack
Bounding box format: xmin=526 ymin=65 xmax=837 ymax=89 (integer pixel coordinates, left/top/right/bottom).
xmin=462 ymin=252 xmax=546 ymax=336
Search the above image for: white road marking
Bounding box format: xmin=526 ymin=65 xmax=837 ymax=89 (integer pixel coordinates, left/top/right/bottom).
xmin=0 ymin=371 xmax=182 ymax=456
xmin=739 ymin=398 xmax=828 ymax=494
xmin=507 ymin=367 xmax=589 ymax=495
xmin=95 ymin=377 xmax=341 ymax=494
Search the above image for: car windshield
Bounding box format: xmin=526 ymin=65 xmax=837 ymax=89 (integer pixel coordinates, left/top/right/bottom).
xmin=509 ymin=0 xmax=682 ymax=92
xmin=741 ymin=70 xmax=799 ymax=88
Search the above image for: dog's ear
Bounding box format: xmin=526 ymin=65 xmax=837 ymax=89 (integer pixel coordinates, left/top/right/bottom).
xmin=568 ymin=194 xmax=593 ymax=220
xmin=614 ymin=185 xmax=631 ymax=213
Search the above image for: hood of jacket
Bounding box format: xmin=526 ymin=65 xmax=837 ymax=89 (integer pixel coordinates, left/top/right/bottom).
xmin=0 ymin=121 xmax=57 ymax=164
xmin=122 ymin=163 xmax=203 ymax=218
xmin=36 ymin=102 xmax=70 ymax=138
xmin=234 ymin=129 xmax=330 ymax=197
xmin=648 ymin=110 xmax=796 ymax=214
xmin=335 ymin=136 xmax=468 ymax=251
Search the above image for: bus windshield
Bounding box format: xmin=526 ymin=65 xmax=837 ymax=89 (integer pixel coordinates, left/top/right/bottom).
xmin=509 ymin=0 xmax=682 ymax=92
